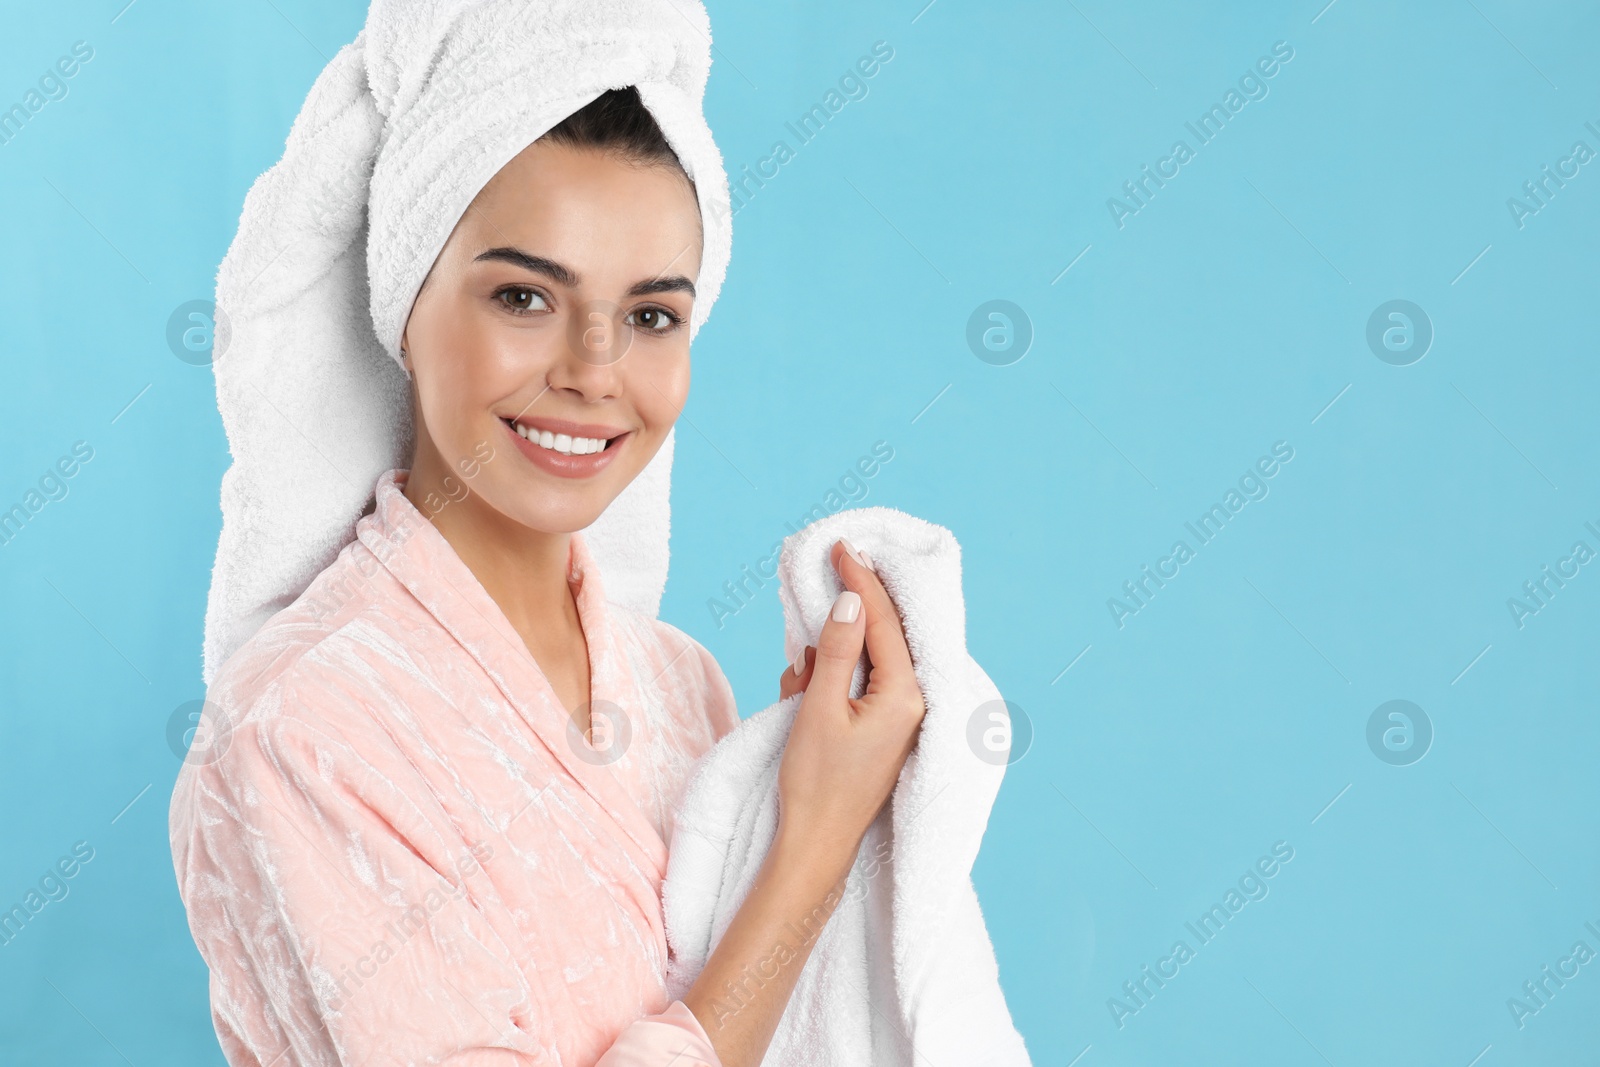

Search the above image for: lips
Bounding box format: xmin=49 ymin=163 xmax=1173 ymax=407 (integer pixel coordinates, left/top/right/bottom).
xmin=500 ymin=417 xmax=630 ymax=479
xmin=502 ymin=417 xmax=621 ymax=457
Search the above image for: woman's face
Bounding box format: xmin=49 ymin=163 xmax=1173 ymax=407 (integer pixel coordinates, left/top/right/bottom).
xmin=401 ymin=138 xmax=702 ymax=534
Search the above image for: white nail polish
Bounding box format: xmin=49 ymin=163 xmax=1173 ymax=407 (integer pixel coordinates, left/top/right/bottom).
xmin=859 ymin=548 xmax=875 ymax=572
xmin=792 ymin=645 xmax=807 ymax=676
xmin=832 ymin=590 xmax=861 ymax=623
xmin=839 ymin=536 xmax=866 ymax=569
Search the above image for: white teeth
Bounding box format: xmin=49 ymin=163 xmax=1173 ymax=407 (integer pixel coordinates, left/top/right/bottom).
xmin=510 ymin=421 xmax=611 ymax=455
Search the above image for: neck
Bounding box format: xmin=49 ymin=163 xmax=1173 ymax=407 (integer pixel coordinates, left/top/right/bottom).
xmin=402 ymin=436 xmax=576 ymax=639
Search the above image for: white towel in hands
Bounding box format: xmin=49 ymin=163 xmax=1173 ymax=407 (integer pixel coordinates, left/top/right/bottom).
xmin=662 ymin=506 xmax=1033 ymax=1066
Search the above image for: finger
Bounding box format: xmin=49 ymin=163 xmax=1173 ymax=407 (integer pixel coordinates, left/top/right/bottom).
xmin=779 ymin=646 xmax=811 ymax=700
xmin=805 ymin=580 xmax=867 ymax=707
xmin=831 ymin=539 xmax=916 ymax=693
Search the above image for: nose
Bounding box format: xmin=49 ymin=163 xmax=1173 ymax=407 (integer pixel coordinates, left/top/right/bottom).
xmin=546 ymin=298 xmax=630 ymax=402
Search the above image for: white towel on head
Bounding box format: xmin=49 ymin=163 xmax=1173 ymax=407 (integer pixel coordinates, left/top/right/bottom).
xmin=202 ymin=0 xmax=732 ymax=685
xmin=662 ymin=506 xmax=1034 ymax=1066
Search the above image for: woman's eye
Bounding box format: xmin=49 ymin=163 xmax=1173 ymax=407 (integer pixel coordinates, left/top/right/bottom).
xmin=628 ymin=307 xmax=682 ymax=335
xmin=496 ymin=286 xmax=548 ymax=314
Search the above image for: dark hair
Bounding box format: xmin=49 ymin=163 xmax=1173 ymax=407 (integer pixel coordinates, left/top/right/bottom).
xmin=542 ymin=86 xmax=690 ymax=179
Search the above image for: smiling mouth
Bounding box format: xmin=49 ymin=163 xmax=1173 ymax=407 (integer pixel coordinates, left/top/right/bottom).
xmin=500 ymin=418 xmax=624 ymax=456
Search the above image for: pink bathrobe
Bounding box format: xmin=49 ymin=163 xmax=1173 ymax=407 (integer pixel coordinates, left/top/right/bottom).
xmin=169 ymin=469 xmax=738 ymax=1066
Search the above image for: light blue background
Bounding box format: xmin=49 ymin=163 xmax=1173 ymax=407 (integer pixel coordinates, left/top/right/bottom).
xmin=2 ymin=0 xmax=1597 ymax=1063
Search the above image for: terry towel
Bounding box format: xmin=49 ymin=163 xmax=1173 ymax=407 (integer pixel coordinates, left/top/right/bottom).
xmin=662 ymin=506 xmax=1033 ymax=1066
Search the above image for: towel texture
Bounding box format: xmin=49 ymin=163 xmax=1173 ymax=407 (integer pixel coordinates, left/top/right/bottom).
xmin=202 ymin=0 xmax=731 ymax=685
xmin=661 ymin=506 xmax=1033 ymax=1066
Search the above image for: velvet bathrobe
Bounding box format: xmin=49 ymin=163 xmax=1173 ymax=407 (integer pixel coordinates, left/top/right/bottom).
xmin=169 ymin=469 xmax=739 ymax=1066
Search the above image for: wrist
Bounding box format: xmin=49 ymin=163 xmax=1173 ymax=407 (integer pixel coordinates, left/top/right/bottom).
xmin=768 ymin=814 xmax=858 ymax=893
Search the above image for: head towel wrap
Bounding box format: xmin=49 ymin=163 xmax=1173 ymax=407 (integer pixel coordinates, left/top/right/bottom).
xmin=202 ymin=0 xmax=732 ymax=686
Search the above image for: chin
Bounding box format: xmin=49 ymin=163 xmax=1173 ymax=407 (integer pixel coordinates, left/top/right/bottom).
xmin=496 ymin=489 xmax=610 ymax=535
xmin=476 ymin=469 xmax=623 ymax=535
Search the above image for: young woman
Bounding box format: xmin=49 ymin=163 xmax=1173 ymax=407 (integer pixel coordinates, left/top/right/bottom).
xmin=169 ymin=87 xmax=927 ymax=1067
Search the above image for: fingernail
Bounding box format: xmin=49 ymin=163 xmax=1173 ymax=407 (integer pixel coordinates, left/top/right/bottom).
xmin=832 ymin=590 xmax=861 ymax=624
xmin=839 ymin=537 xmax=866 ymax=570
xmin=859 ymin=549 xmax=875 ymax=572
xmin=792 ymin=645 xmax=807 ymax=676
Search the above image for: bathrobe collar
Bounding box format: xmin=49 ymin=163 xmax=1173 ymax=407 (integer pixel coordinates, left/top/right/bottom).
xmin=357 ymin=468 xmax=669 ymax=881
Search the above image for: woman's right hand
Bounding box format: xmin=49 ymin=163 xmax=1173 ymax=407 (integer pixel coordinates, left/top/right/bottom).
xmin=775 ymin=538 xmax=927 ymax=872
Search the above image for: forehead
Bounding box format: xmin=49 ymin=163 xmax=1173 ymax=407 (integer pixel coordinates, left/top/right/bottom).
xmin=456 ymin=141 xmax=703 ymax=280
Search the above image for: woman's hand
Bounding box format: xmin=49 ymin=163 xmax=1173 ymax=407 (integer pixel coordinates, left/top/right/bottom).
xmin=774 ymin=537 xmax=927 ymax=872
xmin=683 ymin=538 xmax=926 ymax=1065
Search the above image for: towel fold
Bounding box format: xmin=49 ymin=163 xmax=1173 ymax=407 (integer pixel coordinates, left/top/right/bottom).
xmin=662 ymin=506 xmax=1033 ymax=1066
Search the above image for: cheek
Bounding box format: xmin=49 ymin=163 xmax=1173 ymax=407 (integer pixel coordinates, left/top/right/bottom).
xmin=464 ymin=329 xmax=539 ymax=394
xmin=631 ymin=344 xmax=690 ymax=412
xmin=419 ymin=318 xmax=532 ymax=423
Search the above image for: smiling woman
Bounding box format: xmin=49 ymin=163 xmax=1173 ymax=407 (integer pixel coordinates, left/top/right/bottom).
xmin=167 ymin=4 xmax=932 ymax=1067
xmin=395 ymin=93 xmax=705 ymax=718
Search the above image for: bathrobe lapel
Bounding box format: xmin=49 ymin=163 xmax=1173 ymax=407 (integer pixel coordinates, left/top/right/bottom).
xmin=362 ymin=470 xmax=670 ymax=882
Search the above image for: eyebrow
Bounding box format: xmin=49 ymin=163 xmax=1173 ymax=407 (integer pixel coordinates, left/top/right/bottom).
xmin=473 ymin=246 xmax=696 ymax=298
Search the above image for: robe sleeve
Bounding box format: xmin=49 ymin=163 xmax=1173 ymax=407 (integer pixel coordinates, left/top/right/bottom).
xmin=692 ymin=635 xmax=741 ymax=739
xmin=656 ymin=622 xmax=741 ymax=740
xmin=595 ymin=1001 xmax=719 ymax=1066
xmin=174 ymin=666 xmax=721 ymax=1067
